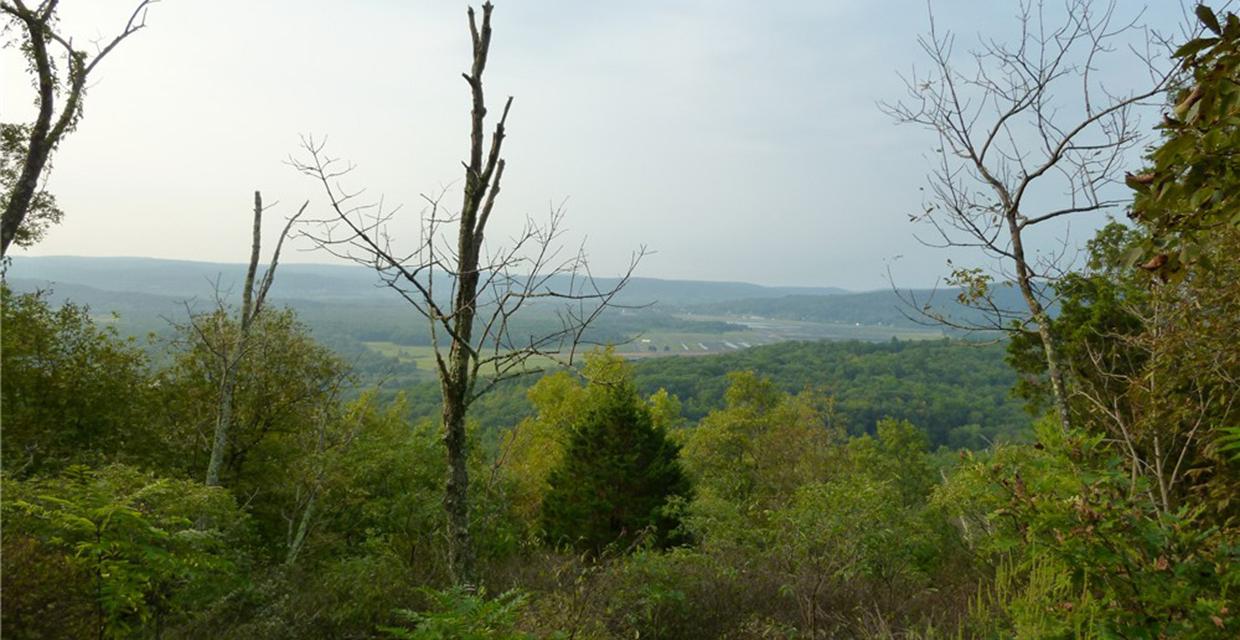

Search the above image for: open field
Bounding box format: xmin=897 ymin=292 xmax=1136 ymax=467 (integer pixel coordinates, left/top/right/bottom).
xmin=363 ymin=315 xmax=947 ymax=366
xmin=362 ymin=341 xmax=574 ymax=374
xmin=609 ymin=314 xmax=945 ymax=358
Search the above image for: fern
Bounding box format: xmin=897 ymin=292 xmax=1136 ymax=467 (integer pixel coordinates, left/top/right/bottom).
xmin=1216 ymin=426 xmax=1240 ymax=463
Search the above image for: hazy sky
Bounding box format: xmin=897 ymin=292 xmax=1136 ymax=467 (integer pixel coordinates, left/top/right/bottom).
xmin=1 ymin=1 xmax=1187 ymax=290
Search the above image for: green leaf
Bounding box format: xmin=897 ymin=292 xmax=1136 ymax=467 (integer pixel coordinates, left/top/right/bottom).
xmin=1197 ymin=4 xmax=1222 ymax=35
xmin=1189 ymin=187 xmax=1216 ymax=208
xmin=1186 ymin=98 xmax=1203 ymax=124
xmin=1174 ymin=37 xmax=1219 ymax=58
xmin=1218 ymin=427 xmax=1240 ymax=461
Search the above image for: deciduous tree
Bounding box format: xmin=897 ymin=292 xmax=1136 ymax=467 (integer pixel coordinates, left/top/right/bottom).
xmin=182 ymin=192 xmax=304 ymax=487
xmin=0 ymin=284 xmax=154 ymax=475
xmin=0 ymin=0 xmax=156 ymax=255
xmin=1128 ymin=5 xmax=1240 ymax=275
xmin=884 ymin=0 xmax=1175 ymax=430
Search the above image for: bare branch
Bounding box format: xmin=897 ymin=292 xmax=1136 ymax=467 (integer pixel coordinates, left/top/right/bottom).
xmin=291 ymin=1 xmax=641 ymax=586
xmin=882 ymin=0 xmax=1175 ymax=429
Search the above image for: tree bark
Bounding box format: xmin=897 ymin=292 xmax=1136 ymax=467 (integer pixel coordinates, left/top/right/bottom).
xmin=205 ymin=359 xmax=239 ymax=487
xmin=437 ymin=1 xmax=505 ymax=586
xmin=1009 ymin=216 xmax=1073 ymax=431
xmin=442 ymin=157 xmax=484 ymax=584
xmin=1 ymin=10 xmax=56 ymax=257
xmin=285 ymin=489 xmax=316 ymax=566
xmin=441 ymin=378 xmax=475 ymax=584
xmin=206 ymin=191 xmax=265 ymax=486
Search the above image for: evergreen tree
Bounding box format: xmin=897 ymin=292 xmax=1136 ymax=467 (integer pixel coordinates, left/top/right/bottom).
xmin=541 ymin=379 xmax=691 ymax=553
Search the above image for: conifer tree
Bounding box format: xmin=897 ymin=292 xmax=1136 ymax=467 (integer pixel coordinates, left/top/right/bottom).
xmin=541 ymin=379 xmax=691 ymax=553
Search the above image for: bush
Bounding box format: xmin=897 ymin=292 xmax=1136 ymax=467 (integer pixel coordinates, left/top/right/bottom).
xmin=1 ymin=465 xmax=251 ymax=638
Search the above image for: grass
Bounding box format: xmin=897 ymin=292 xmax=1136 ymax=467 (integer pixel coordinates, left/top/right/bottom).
xmin=362 ymin=342 xmax=437 ymax=368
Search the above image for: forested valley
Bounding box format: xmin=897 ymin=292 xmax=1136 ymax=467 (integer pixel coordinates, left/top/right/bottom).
xmin=3 ymin=2 xmax=1239 ymax=639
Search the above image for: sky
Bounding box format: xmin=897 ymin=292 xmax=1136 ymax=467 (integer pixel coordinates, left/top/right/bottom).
xmin=1 ymin=1 xmax=1189 ymax=290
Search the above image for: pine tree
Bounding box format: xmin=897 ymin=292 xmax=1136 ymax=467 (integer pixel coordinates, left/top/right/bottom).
xmin=540 ymin=379 xmax=691 ymax=553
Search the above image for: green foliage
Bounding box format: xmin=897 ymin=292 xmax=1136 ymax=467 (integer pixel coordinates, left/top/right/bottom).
xmin=312 ymin=397 xmax=446 ymax=560
xmin=1010 ymin=221 xmax=1240 ymax=510
xmin=666 ymin=372 xmax=966 ymax=636
xmin=1 ymin=123 xmax=64 ymax=248
xmin=984 ymin=78 xmax=1240 ymax=632
xmin=773 ymin=477 xmax=919 ymax=594
xmin=499 ymin=371 xmax=588 ymax=527
xmin=2 ymin=465 xmax=250 ymax=638
xmin=394 ymin=338 xmax=1028 ymax=451
xmin=634 ymin=339 xmax=1029 ymax=446
xmin=937 ymin=421 xmax=1238 ymax=638
xmin=158 ymin=307 xmax=348 ymax=480
xmin=381 ymin=587 xmax=535 ymax=640
xmin=0 ymin=284 xmax=155 ymax=475
xmin=540 ymin=353 xmax=692 ymax=553
xmin=592 ymin=547 xmax=769 ymax=638
xmin=845 ymin=418 xmax=936 ymax=505
xmin=173 ymin=543 xmax=428 ymax=640
xmin=156 ymin=307 xmax=350 ymax=551
xmin=7 ymin=229 xmax=1232 ymax=639
xmin=1129 ymin=5 xmax=1240 ymax=274
xmin=680 ymin=371 xmax=840 ymax=551
xmin=1218 ymin=426 xmax=1240 ymax=463
xmin=1006 ymin=222 xmax=1150 ymax=417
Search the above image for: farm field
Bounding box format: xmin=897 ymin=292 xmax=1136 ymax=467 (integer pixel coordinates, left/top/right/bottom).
xmin=362 ymin=314 xmax=946 ymax=367
xmin=361 ymin=341 xmax=576 ymax=374
xmin=609 ymin=314 xmax=945 ymax=358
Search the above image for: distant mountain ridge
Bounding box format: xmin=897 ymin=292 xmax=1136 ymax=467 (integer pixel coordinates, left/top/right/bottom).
xmin=685 ymin=285 xmax=1039 ymax=329
xmin=6 ymin=256 xmax=850 ymax=307
xmin=6 ymin=256 xmax=1041 ymax=335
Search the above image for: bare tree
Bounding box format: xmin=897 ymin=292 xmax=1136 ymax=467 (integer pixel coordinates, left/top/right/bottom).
xmin=292 ymin=2 xmax=642 ymax=585
xmin=185 ymin=191 xmax=306 ymax=487
xmin=883 ymin=0 xmax=1175 ymax=430
xmin=0 ymin=0 xmax=156 ymax=256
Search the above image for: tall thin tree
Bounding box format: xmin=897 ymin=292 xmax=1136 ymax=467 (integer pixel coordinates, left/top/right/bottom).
xmin=294 ymin=2 xmax=642 ymax=584
xmin=188 ymin=192 xmax=305 ymax=487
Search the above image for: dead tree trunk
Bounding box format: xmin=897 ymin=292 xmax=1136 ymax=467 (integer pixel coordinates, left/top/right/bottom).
xmin=435 ymin=3 xmax=512 ymax=583
xmin=295 ymin=1 xmax=643 ymax=586
xmin=204 ymin=191 xmax=305 ymax=486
